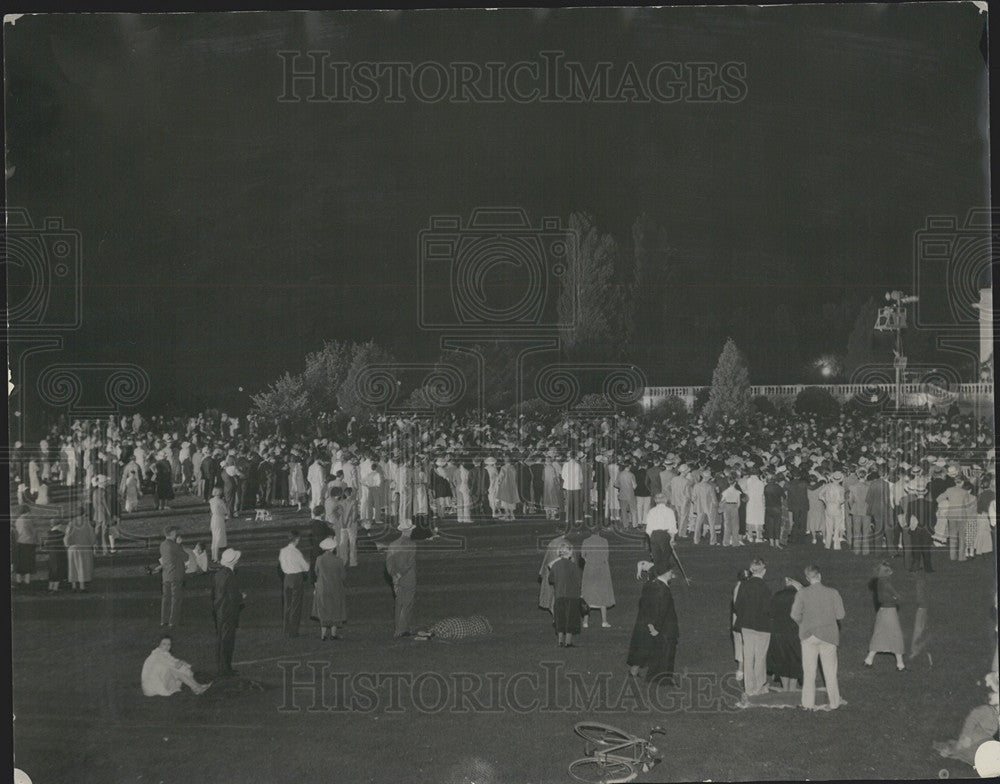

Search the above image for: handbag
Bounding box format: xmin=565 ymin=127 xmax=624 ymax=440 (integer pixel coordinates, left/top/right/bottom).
xmin=579 ymin=598 xmax=590 ymax=617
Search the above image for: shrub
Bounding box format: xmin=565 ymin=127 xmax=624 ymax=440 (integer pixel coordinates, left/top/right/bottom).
xmin=751 ymin=395 xmax=777 ymax=417
xmin=794 ymin=387 xmax=841 ymax=418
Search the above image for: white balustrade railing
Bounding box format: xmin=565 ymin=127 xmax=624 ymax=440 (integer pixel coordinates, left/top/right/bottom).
xmin=641 ymin=382 xmax=993 ymax=409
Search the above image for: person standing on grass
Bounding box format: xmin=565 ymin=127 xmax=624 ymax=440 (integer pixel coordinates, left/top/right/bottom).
xmin=864 ymin=562 xmax=906 ymax=671
xmin=691 ymin=467 xmax=719 ymax=545
xmin=386 ymin=519 xmax=417 ymax=638
xmin=278 ymin=529 xmax=310 ymax=638
xmin=616 ymin=462 xmax=637 ymax=530
xmin=209 ymin=488 xmax=229 ymax=564
xmin=581 ymin=527 xmax=615 ymax=629
xmin=539 ymin=532 xmax=570 ymax=614
xmin=311 ymin=536 xmax=347 ymax=641
xmin=63 ymin=508 xmax=95 ymax=592
xmin=212 ymin=548 xmax=245 ymax=677
xmin=762 ymin=472 xmax=785 ymax=549
xmin=734 ymin=559 xmax=773 ymax=697
xmin=739 ymin=465 xmax=765 ymax=544
xmin=790 ymin=564 xmax=846 ymax=711
xmin=44 ymin=520 xmax=68 ymax=593
xmin=767 ymin=577 xmax=804 ymax=691
xmin=939 ymin=478 xmax=977 ymax=562
xmin=645 ymin=493 xmax=678 ymax=576
xmin=627 ymin=563 xmax=680 ymax=688
xmin=160 ymin=526 xmax=187 ymax=629
xmin=548 ymin=542 xmax=583 ymax=648
xmin=120 ymin=455 xmax=143 ymax=513
xmin=720 ymin=475 xmax=743 ymax=547
xmin=153 ymin=450 xmax=174 ymax=511
xmin=91 ymin=476 xmax=114 ymax=555
xmin=561 ymin=453 xmax=584 ymax=527
xmin=818 ymin=471 xmax=846 ymax=550
xmin=12 ymin=505 xmax=39 ymax=588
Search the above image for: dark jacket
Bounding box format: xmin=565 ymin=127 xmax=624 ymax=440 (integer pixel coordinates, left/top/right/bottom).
xmin=212 ymin=566 xmax=244 ymax=629
xmin=548 ymin=557 xmax=582 ymax=599
xmin=734 ymin=575 xmax=773 ymax=633
xmin=160 ymin=538 xmax=187 ymax=583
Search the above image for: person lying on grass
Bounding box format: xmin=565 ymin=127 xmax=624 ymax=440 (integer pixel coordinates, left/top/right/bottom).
xmin=414 ymin=615 xmax=493 ymax=641
xmin=141 ymin=633 xmax=211 ymax=696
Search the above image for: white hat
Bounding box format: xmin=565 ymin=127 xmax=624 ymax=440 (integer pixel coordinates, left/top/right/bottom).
xmin=220 ymin=548 xmax=241 ymax=569
xmin=320 ymin=537 xmax=337 ymax=551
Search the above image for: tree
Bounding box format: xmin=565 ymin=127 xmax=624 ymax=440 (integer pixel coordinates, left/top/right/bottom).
xmin=336 ymin=340 xmax=397 ymax=417
xmin=557 ymin=212 xmax=634 ymax=360
xmin=250 ymin=371 xmax=311 ymax=431
xmin=703 ymin=338 xmax=752 ymax=423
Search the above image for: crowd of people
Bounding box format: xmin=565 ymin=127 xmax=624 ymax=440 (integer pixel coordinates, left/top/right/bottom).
xmin=9 ymin=401 xmax=998 ymax=765
xmin=9 ymin=402 xmax=996 ymax=559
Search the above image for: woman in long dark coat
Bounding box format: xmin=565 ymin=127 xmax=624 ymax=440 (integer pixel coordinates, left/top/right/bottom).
xmin=311 ymin=537 xmax=347 ymax=640
xmin=766 ymin=578 xmax=803 ymax=689
xmin=44 ymin=522 xmax=69 ymax=592
xmin=153 ymin=454 xmax=174 ymax=510
xmin=627 ymin=564 xmax=680 ymax=686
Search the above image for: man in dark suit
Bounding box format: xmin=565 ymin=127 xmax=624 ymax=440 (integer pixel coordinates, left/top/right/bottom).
xmin=733 ymin=559 xmax=773 ymax=696
xmin=200 ymin=450 xmax=219 ymax=502
xmin=160 ymin=526 xmax=187 ymax=628
xmin=212 ymin=548 xmax=245 ymax=677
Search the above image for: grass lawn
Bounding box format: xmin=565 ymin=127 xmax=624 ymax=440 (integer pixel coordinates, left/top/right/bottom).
xmin=11 ymin=512 xmax=998 ymax=783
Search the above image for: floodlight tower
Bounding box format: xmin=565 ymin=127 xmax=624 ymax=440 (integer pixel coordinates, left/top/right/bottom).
xmin=874 ymin=291 xmax=919 ymax=410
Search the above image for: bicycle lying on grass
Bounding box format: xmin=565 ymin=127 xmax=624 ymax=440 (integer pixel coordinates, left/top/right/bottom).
xmin=568 ymin=722 xmax=665 ymax=783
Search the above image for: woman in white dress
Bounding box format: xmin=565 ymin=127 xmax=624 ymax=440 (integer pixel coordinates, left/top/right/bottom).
xmin=307 ymin=456 xmax=326 ymax=511
xmin=455 ymin=463 xmax=472 ymax=524
xmin=739 ymin=468 xmax=766 ymax=543
xmin=485 ymin=457 xmax=500 ymax=519
xmin=287 ymin=451 xmax=307 ymax=512
xmin=208 ymin=488 xmax=230 ymax=563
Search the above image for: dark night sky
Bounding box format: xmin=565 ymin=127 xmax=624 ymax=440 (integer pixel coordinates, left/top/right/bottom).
xmin=4 ymin=6 xmax=989 ymax=411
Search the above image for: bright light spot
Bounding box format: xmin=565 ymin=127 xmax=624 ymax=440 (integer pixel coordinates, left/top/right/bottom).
xmin=813 ymin=355 xmax=840 ymax=379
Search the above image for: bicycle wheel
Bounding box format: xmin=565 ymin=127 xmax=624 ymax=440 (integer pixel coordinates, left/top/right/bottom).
xmin=568 ymin=758 xmax=637 ymax=784
xmin=574 ymin=722 xmax=634 ymax=747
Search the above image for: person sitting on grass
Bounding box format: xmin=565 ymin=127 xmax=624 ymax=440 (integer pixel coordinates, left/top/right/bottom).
xmin=141 ymin=634 xmax=211 ymax=696
xmin=933 ymin=670 xmax=999 ymax=767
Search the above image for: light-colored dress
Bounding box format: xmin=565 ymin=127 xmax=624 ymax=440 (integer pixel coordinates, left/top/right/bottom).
xmin=868 ymin=577 xmax=905 ymax=655
xmin=740 ymin=475 xmax=765 ymax=531
xmin=64 ymin=521 xmax=95 ymax=583
xmin=209 ymin=497 xmax=229 ymax=553
xmin=581 ymin=534 xmax=615 ymax=608
xmin=542 ymin=463 xmax=562 ymax=511
xmin=806 ymin=486 xmax=825 ymax=534
xmin=288 ymin=460 xmax=307 ymax=501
